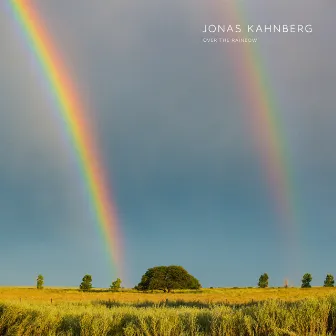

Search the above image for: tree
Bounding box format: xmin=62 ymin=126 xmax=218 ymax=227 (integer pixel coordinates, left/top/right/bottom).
xmin=79 ymin=274 xmax=92 ymax=291
xmin=36 ymin=274 xmax=44 ymax=289
xmin=136 ymin=265 xmax=201 ymax=292
xmin=301 ymin=273 xmax=312 ymax=288
xmin=324 ymin=274 xmax=334 ymax=287
xmin=258 ymin=273 xmax=269 ymax=288
xmin=110 ymin=278 xmax=122 ymax=291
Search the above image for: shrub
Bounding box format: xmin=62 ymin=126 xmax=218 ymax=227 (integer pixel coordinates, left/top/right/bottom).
xmin=258 ymin=273 xmax=269 ymax=288
xmin=36 ymin=274 xmax=44 ymax=289
xmin=324 ymin=274 xmax=334 ymax=287
xmin=301 ymin=273 xmax=312 ymax=288
xmin=80 ymin=275 xmax=93 ymax=291
xmin=110 ymin=278 xmax=122 ymax=292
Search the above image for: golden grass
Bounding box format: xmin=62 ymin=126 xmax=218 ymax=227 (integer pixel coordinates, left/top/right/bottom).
xmin=0 ymin=286 xmax=335 ymax=305
xmin=1 ymin=295 xmax=336 ymax=335
xmin=1 ymin=288 xmax=336 ymax=335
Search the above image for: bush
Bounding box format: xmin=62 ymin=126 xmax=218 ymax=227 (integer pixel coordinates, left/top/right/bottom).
xmin=258 ymin=273 xmax=269 ymax=288
xmin=80 ymin=275 xmax=93 ymax=291
xmin=324 ymin=274 xmax=335 ymax=287
xmin=36 ymin=274 xmax=44 ymax=289
xmin=301 ymin=273 xmax=312 ymax=288
xmin=110 ymin=278 xmax=122 ymax=292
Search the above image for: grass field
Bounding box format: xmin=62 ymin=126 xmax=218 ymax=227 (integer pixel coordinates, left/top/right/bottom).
xmin=1 ymin=286 xmax=336 ymax=304
xmin=1 ymin=287 xmax=336 ymax=335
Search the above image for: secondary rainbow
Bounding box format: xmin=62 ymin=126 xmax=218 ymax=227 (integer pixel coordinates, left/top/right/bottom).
xmin=10 ymin=1 xmax=124 ymax=277
xmin=216 ymin=3 xmax=299 ymax=240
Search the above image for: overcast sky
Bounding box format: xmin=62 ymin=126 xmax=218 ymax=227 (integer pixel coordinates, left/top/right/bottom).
xmin=0 ymin=0 xmax=335 ymax=287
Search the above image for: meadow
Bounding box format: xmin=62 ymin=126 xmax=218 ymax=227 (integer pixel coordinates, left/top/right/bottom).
xmin=1 ymin=287 xmax=336 ymax=335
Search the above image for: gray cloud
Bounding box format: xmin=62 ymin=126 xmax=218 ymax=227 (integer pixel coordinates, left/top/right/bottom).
xmin=1 ymin=0 xmax=335 ymax=286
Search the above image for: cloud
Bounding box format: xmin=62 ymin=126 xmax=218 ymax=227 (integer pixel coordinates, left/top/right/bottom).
xmin=2 ymin=0 xmax=335 ymax=213
xmin=1 ymin=0 xmax=336 ymax=285
xmin=0 ymin=8 xmax=71 ymax=177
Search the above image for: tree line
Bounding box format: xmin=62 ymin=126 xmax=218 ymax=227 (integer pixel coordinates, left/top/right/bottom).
xmin=35 ymin=268 xmax=335 ymax=290
xmin=257 ymin=273 xmax=335 ymax=288
xmin=35 ymin=266 xmax=201 ymax=292
xmin=35 ymin=274 xmax=122 ymax=291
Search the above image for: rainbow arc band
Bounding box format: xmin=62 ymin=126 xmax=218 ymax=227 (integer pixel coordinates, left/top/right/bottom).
xmin=218 ymin=2 xmax=298 ymax=239
xmin=10 ymin=0 xmax=123 ymax=278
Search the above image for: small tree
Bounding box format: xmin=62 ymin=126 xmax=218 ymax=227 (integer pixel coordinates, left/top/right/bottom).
xmin=324 ymin=274 xmax=335 ymax=287
xmin=301 ymin=273 xmax=312 ymax=288
xmin=36 ymin=274 xmax=44 ymax=289
xmin=258 ymin=273 xmax=269 ymax=288
xmin=110 ymin=278 xmax=122 ymax=291
xmin=80 ymin=274 xmax=92 ymax=291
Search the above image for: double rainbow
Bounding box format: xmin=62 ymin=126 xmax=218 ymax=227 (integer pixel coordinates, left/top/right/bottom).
xmin=10 ymin=1 xmax=123 ymax=278
xmin=9 ymin=0 xmax=299 ymax=282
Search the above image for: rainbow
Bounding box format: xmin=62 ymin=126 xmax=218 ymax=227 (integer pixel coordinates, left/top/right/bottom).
xmin=216 ymin=4 xmax=299 ymax=243
xmin=10 ymin=1 xmax=123 ymax=278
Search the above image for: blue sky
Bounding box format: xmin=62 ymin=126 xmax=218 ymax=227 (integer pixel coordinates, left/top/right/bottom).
xmin=0 ymin=0 xmax=335 ymax=288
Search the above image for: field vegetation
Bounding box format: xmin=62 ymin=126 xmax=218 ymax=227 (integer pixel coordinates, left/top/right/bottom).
xmin=1 ymin=287 xmax=336 ymax=335
xmin=1 ymin=286 xmax=336 ymax=304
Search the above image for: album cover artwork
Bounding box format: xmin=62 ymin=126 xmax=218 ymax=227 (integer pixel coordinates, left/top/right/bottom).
xmin=1 ymin=1 xmax=334 ymax=334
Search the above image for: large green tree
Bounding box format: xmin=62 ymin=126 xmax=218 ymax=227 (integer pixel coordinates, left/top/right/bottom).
xmin=36 ymin=274 xmax=44 ymax=289
xmin=301 ymin=273 xmax=312 ymax=288
xmin=79 ymin=274 xmax=92 ymax=291
xmin=324 ymin=274 xmax=334 ymax=287
xmin=258 ymin=273 xmax=269 ymax=288
xmin=136 ymin=266 xmax=201 ymax=292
